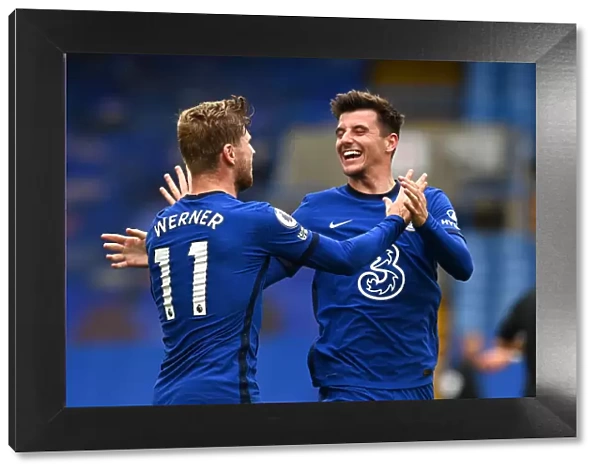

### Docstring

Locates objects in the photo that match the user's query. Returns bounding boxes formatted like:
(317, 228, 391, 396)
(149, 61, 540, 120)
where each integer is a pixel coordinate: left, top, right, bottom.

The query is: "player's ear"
(222, 144, 235, 166)
(385, 133, 399, 154)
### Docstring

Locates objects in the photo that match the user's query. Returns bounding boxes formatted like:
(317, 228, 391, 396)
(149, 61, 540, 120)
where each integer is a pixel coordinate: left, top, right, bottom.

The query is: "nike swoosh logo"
(329, 219, 352, 229)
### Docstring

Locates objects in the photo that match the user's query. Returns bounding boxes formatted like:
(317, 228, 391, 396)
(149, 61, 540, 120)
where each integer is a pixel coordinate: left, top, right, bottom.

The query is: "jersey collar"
(181, 190, 230, 200)
(344, 181, 401, 201)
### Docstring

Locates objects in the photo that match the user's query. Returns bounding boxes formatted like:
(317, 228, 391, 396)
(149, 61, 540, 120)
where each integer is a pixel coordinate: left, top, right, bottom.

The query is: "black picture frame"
(9, 8, 577, 452)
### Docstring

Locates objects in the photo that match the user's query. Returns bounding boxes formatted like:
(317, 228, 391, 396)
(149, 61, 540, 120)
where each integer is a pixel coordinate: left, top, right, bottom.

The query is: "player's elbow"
(336, 260, 361, 276)
(455, 269, 473, 282)
(331, 243, 366, 275)
(453, 258, 474, 281)
(333, 256, 365, 276)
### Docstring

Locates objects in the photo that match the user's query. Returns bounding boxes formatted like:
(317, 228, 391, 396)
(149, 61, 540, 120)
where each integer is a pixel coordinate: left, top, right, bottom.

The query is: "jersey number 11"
(154, 241, 208, 320)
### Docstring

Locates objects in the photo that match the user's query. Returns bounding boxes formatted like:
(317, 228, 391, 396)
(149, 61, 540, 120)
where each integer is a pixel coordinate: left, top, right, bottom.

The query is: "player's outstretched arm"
(264, 256, 300, 287)
(263, 170, 426, 285)
(101, 229, 149, 268)
(302, 178, 412, 275)
(265, 175, 414, 276)
(303, 220, 406, 275)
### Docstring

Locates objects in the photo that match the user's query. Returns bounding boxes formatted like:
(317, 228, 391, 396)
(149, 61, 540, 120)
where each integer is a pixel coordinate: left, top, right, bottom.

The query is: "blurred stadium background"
(66, 54, 535, 406)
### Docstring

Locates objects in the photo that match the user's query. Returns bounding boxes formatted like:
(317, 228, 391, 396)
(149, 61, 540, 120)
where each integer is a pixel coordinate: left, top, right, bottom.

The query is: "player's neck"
(189, 174, 238, 199)
(347, 173, 395, 195)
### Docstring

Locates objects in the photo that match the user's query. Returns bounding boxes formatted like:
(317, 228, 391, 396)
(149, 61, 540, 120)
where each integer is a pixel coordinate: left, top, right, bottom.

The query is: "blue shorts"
(318, 384, 434, 402)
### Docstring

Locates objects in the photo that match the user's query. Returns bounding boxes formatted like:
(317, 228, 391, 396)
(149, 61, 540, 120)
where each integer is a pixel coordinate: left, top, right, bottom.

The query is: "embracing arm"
(265, 171, 424, 285)
(297, 216, 407, 276)
(264, 257, 298, 287)
(263, 175, 414, 277)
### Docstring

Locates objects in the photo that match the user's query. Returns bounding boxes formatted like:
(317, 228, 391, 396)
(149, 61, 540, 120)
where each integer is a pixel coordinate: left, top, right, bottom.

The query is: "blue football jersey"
(292, 183, 465, 390)
(145, 191, 317, 405)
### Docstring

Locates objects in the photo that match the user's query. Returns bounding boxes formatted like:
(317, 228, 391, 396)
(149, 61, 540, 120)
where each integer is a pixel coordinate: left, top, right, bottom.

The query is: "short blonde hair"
(177, 95, 252, 174)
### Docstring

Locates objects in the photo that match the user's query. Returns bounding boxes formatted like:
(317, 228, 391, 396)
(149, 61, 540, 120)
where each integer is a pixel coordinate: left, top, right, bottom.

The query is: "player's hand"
(400, 173, 429, 227)
(475, 347, 514, 372)
(382, 169, 414, 223)
(101, 228, 149, 269)
(160, 165, 191, 205)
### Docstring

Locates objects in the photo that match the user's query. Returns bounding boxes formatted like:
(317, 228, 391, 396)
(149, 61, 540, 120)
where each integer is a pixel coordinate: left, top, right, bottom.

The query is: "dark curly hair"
(330, 90, 405, 136)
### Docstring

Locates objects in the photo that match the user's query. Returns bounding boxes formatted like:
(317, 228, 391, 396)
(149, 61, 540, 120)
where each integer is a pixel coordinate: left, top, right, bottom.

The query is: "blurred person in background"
(475, 287, 535, 397)
(111, 90, 473, 403)
(447, 157, 535, 400)
(102, 94, 416, 405)
(474, 158, 536, 397)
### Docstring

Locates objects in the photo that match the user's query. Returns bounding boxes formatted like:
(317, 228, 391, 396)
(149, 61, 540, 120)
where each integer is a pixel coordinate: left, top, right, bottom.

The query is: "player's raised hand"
(414, 172, 428, 192)
(400, 172, 429, 227)
(159, 165, 191, 205)
(382, 169, 413, 223)
(101, 228, 149, 269)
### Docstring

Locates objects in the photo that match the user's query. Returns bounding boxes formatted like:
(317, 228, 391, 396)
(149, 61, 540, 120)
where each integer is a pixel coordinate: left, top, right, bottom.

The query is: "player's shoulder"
(151, 197, 199, 221)
(149, 203, 176, 228)
(424, 186, 446, 199)
(146, 204, 174, 246)
(157, 200, 180, 216)
(233, 200, 299, 228)
(208, 199, 270, 227)
(424, 186, 453, 207)
(233, 199, 272, 215)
